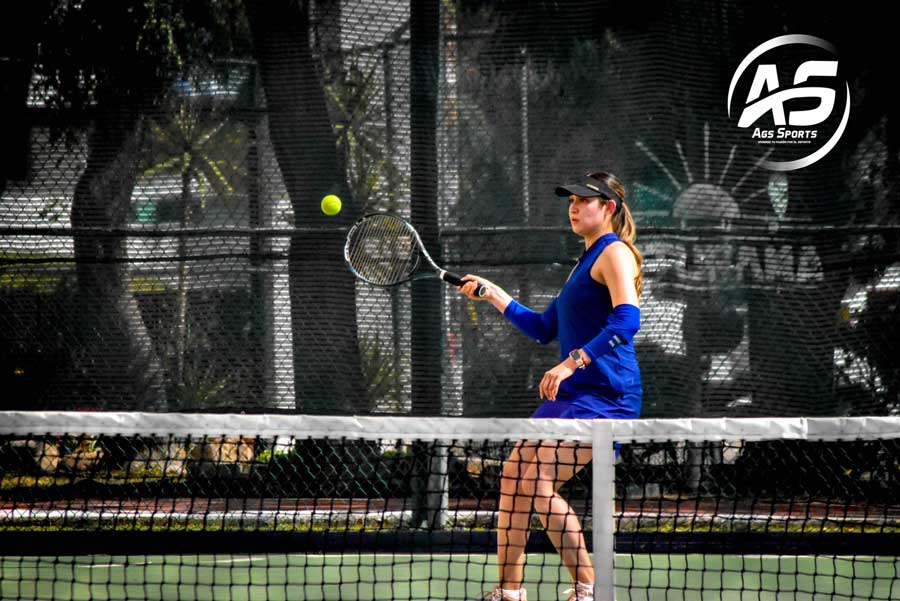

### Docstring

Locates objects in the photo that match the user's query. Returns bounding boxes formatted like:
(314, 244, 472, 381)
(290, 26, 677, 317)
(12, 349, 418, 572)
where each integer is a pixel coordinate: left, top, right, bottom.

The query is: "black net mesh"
(1, 418, 898, 599)
(1, 0, 899, 416)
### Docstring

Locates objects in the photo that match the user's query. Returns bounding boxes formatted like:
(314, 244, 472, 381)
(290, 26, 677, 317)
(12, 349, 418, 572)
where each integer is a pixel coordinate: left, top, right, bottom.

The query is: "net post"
(426, 441, 449, 529)
(592, 419, 615, 601)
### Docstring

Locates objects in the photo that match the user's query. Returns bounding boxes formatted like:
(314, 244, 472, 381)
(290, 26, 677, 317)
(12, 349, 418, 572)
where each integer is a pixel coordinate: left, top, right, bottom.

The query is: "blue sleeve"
(581, 303, 640, 362)
(503, 298, 558, 345)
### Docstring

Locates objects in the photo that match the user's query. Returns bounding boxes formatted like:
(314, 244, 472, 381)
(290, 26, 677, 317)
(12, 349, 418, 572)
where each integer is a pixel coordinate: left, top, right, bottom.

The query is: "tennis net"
(1, 412, 899, 600)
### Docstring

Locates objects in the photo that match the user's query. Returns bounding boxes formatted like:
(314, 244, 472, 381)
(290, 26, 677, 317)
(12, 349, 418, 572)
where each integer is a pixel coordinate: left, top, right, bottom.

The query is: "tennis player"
(458, 171, 643, 601)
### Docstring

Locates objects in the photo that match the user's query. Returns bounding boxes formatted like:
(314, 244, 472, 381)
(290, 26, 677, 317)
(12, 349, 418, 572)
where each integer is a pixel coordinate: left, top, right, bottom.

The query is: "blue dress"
(521, 232, 643, 420)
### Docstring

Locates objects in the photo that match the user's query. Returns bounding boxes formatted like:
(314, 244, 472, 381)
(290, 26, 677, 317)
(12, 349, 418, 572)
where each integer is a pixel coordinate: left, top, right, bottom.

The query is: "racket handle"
(442, 271, 487, 298)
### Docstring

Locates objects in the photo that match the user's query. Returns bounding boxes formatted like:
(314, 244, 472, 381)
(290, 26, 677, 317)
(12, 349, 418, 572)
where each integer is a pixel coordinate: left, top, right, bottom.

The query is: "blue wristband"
(581, 303, 640, 363)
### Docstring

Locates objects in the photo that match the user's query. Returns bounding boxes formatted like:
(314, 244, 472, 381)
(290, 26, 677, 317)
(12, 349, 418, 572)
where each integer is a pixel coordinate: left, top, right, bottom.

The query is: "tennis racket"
(344, 213, 487, 297)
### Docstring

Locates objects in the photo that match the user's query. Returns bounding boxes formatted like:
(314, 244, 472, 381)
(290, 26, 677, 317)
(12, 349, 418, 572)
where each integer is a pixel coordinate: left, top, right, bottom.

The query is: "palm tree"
(140, 84, 246, 401)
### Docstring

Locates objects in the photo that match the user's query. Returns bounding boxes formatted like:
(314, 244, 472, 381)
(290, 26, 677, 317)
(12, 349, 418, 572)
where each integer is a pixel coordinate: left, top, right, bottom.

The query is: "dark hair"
(587, 171, 643, 299)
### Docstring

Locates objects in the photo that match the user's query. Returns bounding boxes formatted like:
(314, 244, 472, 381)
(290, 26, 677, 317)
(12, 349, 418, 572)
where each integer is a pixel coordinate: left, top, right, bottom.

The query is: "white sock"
(500, 588, 525, 600)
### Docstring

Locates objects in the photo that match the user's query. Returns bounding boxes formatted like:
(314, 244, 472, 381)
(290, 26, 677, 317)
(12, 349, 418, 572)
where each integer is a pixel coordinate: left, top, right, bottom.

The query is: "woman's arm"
(503, 297, 559, 345)
(578, 242, 641, 365)
(458, 275, 559, 345)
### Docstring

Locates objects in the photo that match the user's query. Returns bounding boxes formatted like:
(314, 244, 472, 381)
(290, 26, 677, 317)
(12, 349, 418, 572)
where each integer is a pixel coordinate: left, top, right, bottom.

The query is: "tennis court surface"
(4, 553, 897, 600)
(2, 412, 898, 600)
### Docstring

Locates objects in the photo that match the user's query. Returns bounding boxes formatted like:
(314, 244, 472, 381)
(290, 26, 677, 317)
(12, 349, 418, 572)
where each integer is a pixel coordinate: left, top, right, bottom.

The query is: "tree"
(31, 0, 180, 409)
(244, 0, 366, 413)
(0, 1, 45, 196)
(140, 88, 247, 403)
(31, 0, 251, 409)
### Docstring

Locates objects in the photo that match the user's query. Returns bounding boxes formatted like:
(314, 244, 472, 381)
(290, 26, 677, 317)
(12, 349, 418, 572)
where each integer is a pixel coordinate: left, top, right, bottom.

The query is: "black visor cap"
(555, 175, 622, 210)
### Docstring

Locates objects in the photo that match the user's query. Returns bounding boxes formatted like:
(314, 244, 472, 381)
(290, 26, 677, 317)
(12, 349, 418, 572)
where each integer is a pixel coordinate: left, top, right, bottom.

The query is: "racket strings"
(348, 215, 420, 285)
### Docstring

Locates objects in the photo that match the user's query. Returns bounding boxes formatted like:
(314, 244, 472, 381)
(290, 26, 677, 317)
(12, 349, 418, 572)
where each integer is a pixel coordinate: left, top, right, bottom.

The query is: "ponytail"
(587, 171, 644, 299)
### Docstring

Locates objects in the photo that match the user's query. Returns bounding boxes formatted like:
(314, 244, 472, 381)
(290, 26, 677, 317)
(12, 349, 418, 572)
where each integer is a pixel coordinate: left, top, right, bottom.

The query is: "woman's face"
(568, 194, 615, 235)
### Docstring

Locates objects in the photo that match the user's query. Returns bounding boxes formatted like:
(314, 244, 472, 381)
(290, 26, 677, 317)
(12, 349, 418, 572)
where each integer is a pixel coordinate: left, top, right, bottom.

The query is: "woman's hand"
(457, 275, 514, 313)
(539, 358, 577, 401)
(457, 275, 496, 301)
(457, 274, 492, 301)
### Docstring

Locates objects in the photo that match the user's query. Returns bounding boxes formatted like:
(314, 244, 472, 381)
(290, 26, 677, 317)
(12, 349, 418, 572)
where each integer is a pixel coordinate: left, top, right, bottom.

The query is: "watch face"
(570, 350, 586, 369)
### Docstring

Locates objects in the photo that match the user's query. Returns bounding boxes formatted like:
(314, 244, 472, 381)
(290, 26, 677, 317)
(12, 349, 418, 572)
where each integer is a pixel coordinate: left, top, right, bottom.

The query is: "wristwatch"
(569, 349, 587, 370)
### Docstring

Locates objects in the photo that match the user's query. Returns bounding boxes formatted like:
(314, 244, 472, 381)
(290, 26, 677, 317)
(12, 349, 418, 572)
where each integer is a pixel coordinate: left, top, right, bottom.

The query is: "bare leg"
(519, 442, 594, 583)
(496, 441, 539, 589)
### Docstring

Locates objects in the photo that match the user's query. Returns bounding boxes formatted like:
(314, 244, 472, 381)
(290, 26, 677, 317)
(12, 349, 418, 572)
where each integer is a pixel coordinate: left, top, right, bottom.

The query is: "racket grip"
(443, 271, 487, 298)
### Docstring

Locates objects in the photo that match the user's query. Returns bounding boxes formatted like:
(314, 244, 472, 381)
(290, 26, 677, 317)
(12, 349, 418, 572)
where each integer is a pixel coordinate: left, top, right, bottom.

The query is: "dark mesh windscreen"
(1, 1, 898, 415)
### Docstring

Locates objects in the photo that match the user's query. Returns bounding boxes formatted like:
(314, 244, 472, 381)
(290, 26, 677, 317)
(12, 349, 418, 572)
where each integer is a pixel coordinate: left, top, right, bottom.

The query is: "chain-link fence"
(1, 0, 898, 416)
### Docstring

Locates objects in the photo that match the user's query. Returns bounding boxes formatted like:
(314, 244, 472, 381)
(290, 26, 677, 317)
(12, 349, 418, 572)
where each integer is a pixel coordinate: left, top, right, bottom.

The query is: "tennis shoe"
(562, 582, 594, 601)
(480, 587, 527, 600)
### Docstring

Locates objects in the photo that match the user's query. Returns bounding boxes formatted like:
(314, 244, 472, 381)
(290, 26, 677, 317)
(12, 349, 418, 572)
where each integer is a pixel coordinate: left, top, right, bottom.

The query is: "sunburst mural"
(631, 122, 782, 412)
(635, 123, 774, 226)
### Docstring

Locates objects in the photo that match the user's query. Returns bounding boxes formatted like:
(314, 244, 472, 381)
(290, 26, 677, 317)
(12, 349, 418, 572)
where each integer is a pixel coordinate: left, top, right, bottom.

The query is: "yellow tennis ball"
(321, 194, 342, 216)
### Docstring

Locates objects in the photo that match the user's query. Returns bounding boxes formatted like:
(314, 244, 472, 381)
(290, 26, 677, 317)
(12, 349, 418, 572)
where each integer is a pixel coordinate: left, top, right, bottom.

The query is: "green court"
(3, 553, 897, 601)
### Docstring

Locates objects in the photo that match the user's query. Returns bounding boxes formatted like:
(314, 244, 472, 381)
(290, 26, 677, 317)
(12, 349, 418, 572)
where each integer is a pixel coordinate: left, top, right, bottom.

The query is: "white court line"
(200, 557, 269, 565)
(203, 552, 891, 561)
